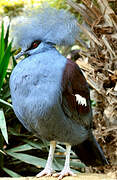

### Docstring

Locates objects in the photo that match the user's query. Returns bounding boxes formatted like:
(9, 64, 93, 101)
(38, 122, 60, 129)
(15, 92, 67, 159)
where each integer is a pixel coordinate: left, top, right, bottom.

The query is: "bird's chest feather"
(10, 51, 67, 122)
(11, 53, 66, 95)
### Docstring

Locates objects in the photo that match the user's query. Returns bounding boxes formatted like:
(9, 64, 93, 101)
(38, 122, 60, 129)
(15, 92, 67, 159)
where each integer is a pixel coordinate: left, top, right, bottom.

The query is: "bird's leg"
(53, 143, 76, 180)
(36, 141, 56, 177)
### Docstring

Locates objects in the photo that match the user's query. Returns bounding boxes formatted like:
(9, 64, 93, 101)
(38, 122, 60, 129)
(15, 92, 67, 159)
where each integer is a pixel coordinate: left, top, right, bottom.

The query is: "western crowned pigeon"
(10, 6, 108, 179)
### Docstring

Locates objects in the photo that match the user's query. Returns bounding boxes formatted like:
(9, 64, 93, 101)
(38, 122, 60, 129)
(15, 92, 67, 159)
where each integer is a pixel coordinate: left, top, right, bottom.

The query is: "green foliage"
(4, 132, 85, 175)
(0, 22, 13, 171)
(0, 23, 12, 91)
(0, 109, 8, 144)
(2, 167, 21, 177)
(0, 22, 13, 146)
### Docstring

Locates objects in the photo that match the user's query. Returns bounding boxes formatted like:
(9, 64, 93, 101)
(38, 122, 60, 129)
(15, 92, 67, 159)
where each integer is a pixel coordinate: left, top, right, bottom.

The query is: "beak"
(15, 50, 26, 60)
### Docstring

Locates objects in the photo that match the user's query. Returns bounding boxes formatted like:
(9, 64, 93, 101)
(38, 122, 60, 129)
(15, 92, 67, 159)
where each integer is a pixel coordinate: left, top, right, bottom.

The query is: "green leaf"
(0, 22, 5, 64)
(0, 109, 8, 144)
(2, 167, 22, 177)
(9, 127, 29, 137)
(6, 152, 46, 168)
(6, 151, 65, 171)
(0, 98, 13, 108)
(54, 158, 81, 173)
(7, 144, 35, 153)
(56, 144, 66, 152)
(23, 139, 45, 150)
(0, 42, 12, 90)
(0, 23, 13, 91)
(4, 25, 10, 50)
(70, 159, 86, 168)
(53, 158, 64, 170)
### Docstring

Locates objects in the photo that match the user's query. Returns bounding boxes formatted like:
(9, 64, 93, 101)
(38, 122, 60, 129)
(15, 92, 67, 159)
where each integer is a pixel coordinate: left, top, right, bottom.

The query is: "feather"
(61, 59, 93, 129)
(10, 5, 79, 49)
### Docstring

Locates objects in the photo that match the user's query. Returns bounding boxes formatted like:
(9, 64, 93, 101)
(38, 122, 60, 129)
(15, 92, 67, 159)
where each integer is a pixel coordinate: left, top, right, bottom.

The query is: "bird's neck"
(42, 42, 55, 51)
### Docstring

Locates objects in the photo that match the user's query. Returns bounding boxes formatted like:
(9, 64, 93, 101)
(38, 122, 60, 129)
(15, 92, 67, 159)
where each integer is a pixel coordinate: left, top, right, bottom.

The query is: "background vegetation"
(0, 0, 116, 178)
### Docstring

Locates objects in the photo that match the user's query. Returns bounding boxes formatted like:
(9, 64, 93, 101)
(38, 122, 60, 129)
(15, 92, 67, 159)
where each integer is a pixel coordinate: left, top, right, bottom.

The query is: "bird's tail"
(72, 132, 108, 166)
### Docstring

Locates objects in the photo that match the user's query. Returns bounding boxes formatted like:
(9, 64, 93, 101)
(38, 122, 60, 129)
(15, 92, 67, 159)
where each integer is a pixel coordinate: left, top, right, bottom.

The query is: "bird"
(10, 6, 108, 179)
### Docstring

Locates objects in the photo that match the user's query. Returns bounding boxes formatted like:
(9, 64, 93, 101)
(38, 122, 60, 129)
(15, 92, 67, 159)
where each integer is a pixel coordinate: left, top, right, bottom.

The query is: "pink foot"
(53, 168, 76, 180)
(36, 168, 55, 177)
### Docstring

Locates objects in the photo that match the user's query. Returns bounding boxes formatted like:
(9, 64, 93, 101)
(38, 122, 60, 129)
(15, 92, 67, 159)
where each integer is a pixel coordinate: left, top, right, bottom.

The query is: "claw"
(53, 168, 76, 180)
(36, 168, 55, 177)
(53, 144, 77, 179)
(36, 141, 56, 178)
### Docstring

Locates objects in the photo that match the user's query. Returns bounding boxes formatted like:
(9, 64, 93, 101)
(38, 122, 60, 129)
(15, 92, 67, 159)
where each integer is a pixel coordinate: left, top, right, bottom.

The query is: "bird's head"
(15, 40, 55, 59)
(11, 6, 79, 59)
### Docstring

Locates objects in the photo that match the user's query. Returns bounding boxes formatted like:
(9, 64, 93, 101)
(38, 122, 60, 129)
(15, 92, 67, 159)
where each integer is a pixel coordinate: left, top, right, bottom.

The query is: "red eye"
(32, 42, 38, 49)
(27, 40, 41, 51)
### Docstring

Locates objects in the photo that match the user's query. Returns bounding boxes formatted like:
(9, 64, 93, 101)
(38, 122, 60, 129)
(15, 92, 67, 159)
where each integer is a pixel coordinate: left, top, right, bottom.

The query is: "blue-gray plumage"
(10, 46, 87, 145)
(10, 6, 108, 179)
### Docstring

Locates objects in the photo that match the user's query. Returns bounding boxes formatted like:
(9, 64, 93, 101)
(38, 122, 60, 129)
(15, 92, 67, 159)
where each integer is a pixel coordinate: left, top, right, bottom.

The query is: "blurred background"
(0, 0, 116, 178)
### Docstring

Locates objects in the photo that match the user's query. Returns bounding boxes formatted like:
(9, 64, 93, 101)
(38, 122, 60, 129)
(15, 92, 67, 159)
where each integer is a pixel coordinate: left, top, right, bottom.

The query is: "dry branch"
(67, 0, 117, 175)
